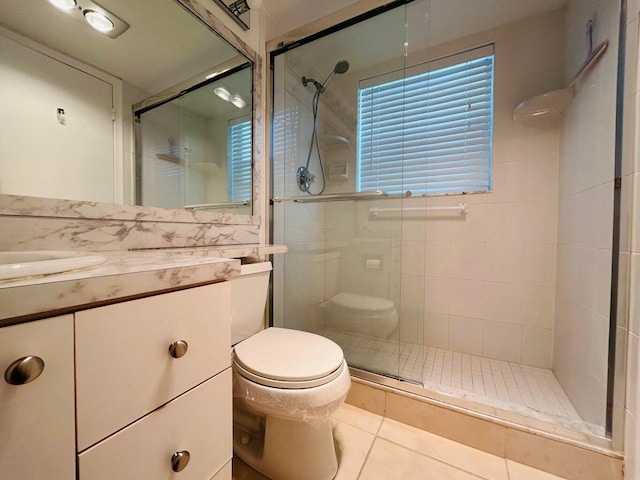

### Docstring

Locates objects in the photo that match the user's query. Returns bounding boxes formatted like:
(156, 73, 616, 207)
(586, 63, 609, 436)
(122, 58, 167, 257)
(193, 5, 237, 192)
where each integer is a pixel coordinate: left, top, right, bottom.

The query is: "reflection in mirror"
(0, 0, 252, 215)
(135, 66, 252, 214)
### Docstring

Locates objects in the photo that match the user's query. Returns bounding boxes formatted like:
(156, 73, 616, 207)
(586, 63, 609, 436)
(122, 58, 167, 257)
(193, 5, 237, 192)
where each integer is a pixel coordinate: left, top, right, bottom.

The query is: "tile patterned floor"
(232, 403, 570, 480)
(319, 328, 603, 436)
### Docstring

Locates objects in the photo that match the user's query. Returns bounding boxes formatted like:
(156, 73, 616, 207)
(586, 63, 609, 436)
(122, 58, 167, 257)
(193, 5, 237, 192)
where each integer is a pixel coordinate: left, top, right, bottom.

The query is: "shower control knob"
(168, 340, 189, 358)
(171, 450, 190, 472)
(4, 356, 45, 385)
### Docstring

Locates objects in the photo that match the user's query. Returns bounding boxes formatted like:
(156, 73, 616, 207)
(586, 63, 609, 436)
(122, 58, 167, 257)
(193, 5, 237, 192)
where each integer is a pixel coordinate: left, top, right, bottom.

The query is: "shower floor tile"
(319, 328, 603, 437)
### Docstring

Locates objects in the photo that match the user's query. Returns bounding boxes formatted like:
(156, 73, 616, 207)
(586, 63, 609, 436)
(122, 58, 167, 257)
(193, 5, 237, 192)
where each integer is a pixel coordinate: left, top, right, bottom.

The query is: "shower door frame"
(267, 0, 630, 452)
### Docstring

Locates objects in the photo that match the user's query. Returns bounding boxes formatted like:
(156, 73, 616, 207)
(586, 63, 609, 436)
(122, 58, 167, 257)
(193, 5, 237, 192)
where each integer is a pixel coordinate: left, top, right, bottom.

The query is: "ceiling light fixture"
(231, 95, 246, 109)
(83, 9, 115, 32)
(45, 0, 129, 39)
(48, 0, 77, 9)
(214, 87, 232, 102)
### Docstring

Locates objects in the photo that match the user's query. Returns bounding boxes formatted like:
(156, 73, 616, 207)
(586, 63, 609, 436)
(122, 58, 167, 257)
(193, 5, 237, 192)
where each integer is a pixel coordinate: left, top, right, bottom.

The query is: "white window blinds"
(357, 47, 494, 196)
(227, 118, 252, 202)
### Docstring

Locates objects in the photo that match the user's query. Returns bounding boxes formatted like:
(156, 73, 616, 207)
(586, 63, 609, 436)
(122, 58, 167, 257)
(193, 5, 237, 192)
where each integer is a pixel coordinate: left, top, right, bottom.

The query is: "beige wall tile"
(449, 315, 484, 355)
(385, 391, 506, 457)
(345, 380, 386, 416)
(424, 311, 450, 349)
(482, 321, 522, 363)
(451, 203, 487, 242)
(521, 326, 553, 368)
(521, 285, 555, 328)
(425, 276, 454, 314)
(505, 429, 622, 480)
(449, 280, 486, 319)
(450, 241, 487, 280)
(425, 241, 452, 277)
(485, 242, 525, 283)
(483, 282, 523, 324)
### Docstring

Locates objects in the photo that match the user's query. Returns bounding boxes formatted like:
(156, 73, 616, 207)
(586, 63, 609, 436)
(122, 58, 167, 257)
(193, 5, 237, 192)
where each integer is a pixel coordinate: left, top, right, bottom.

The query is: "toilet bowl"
(230, 263, 350, 480)
(325, 292, 398, 338)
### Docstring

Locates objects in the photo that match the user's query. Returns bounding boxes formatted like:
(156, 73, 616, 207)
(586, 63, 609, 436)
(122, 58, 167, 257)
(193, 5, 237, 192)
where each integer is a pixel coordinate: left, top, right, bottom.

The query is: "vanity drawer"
(75, 282, 231, 450)
(78, 369, 232, 480)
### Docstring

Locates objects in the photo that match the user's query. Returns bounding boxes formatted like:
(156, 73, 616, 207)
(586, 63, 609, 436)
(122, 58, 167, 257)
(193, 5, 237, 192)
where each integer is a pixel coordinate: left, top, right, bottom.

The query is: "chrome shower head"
(320, 59, 350, 92)
(333, 60, 349, 75)
(302, 59, 350, 94)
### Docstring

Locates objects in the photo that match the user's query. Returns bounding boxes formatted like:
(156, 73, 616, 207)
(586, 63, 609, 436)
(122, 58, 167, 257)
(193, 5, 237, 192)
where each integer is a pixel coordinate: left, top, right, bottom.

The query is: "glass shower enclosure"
(270, 0, 622, 444)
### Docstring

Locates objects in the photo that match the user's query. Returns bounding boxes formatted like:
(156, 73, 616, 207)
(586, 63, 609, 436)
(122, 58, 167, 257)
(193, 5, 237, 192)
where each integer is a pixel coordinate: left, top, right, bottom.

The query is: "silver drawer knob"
(168, 340, 188, 359)
(171, 450, 190, 472)
(4, 356, 45, 385)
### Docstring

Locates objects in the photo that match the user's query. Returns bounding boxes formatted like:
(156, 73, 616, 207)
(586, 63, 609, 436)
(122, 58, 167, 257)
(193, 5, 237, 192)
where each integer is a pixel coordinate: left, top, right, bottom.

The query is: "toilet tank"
(231, 261, 272, 345)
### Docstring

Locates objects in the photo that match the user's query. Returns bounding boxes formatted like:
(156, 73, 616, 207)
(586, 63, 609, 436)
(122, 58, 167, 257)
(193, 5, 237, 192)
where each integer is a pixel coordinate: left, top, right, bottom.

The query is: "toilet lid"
(329, 292, 396, 313)
(233, 328, 344, 386)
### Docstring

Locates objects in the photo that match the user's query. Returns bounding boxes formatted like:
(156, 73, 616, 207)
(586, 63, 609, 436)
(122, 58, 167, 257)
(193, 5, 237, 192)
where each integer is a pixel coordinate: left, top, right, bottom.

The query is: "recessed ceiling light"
(231, 95, 246, 109)
(48, 0, 77, 9)
(83, 9, 115, 32)
(214, 87, 232, 102)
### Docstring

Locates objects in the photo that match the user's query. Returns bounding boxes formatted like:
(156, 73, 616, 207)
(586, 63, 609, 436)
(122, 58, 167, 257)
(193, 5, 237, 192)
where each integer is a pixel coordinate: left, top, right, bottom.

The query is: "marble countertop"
(0, 244, 286, 325)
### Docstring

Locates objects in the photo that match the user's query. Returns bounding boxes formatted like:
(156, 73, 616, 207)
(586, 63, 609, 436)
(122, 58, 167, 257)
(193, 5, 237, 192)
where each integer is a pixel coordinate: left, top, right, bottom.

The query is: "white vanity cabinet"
(0, 315, 76, 480)
(0, 281, 232, 480)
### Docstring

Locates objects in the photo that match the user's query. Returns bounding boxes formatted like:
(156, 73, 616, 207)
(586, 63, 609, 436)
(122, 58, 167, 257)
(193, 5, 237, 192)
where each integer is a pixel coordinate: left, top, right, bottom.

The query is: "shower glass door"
(271, 0, 427, 384)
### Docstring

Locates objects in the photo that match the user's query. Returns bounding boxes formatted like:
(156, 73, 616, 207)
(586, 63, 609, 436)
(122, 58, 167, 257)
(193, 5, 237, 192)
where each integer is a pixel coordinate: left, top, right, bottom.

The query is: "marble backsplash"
(0, 195, 260, 252)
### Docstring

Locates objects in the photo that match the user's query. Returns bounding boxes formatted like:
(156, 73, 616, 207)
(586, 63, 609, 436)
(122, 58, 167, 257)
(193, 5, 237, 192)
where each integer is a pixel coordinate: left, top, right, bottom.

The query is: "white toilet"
(231, 262, 351, 480)
(325, 292, 399, 338)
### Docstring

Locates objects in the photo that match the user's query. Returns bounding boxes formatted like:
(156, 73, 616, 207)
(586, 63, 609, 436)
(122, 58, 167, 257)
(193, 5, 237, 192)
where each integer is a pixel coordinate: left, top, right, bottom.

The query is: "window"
(227, 118, 252, 202)
(357, 46, 494, 196)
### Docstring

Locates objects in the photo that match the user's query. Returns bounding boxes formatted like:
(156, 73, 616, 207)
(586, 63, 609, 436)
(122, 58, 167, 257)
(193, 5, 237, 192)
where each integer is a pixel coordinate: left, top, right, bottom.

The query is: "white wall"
(553, 0, 619, 428)
(0, 32, 118, 203)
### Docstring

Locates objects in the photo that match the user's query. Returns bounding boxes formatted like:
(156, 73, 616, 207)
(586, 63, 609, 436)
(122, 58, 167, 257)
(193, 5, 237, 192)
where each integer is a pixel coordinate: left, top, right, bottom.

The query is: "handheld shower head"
(333, 60, 350, 75)
(321, 59, 350, 91)
(302, 59, 350, 94)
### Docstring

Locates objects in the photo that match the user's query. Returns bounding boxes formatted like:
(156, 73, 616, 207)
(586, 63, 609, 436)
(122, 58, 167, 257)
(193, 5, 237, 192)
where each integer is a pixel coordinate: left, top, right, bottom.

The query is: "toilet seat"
(233, 328, 345, 389)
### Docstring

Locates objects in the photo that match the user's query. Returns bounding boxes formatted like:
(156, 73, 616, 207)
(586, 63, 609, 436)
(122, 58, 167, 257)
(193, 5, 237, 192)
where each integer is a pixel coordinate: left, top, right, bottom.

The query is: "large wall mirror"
(0, 0, 253, 215)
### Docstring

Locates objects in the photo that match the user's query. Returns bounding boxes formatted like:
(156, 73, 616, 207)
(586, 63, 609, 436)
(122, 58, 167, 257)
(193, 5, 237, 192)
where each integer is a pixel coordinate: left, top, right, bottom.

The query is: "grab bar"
(271, 190, 387, 203)
(184, 201, 250, 210)
(369, 203, 468, 216)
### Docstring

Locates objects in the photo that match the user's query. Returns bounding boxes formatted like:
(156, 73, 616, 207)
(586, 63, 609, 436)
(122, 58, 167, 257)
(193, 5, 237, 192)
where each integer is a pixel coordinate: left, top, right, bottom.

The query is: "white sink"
(0, 251, 108, 281)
